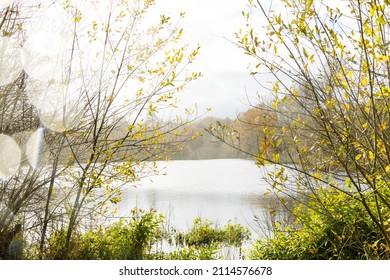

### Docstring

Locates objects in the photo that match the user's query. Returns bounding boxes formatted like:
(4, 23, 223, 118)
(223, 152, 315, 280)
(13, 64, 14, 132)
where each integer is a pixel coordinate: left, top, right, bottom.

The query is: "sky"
(148, 0, 261, 119)
(3, 0, 357, 123)
(154, 0, 354, 119)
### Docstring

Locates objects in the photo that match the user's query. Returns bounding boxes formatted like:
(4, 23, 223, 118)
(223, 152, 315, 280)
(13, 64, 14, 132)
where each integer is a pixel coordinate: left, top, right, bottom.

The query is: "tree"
(169, 116, 242, 160)
(0, 0, 200, 259)
(233, 104, 279, 157)
(210, 0, 390, 258)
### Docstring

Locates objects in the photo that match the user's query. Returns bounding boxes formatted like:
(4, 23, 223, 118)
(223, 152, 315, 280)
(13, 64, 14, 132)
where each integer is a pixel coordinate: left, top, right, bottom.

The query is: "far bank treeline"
(168, 108, 273, 160)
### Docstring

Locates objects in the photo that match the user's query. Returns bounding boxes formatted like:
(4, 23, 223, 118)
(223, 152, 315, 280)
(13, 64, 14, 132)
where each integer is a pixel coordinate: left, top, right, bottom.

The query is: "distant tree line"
(169, 111, 280, 160)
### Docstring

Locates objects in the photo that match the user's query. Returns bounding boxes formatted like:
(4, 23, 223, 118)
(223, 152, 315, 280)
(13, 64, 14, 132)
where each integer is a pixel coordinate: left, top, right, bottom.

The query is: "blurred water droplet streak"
(26, 127, 45, 169)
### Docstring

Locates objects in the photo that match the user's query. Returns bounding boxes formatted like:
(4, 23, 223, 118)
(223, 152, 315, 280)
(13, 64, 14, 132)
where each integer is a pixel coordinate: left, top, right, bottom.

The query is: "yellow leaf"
(368, 151, 374, 160)
(364, 25, 372, 36)
(382, 87, 390, 96)
(370, 7, 377, 17)
(377, 15, 386, 25)
(303, 47, 309, 58)
(355, 154, 362, 161)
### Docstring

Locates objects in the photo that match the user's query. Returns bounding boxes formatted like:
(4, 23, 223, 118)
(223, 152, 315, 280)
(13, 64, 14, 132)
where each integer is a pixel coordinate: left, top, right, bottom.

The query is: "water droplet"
(24, 4, 72, 38)
(0, 0, 15, 10)
(0, 203, 14, 227)
(20, 34, 70, 82)
(0, 134, 21, 181)
(26, 79, 86, 132)
(0, 36, 22, 86)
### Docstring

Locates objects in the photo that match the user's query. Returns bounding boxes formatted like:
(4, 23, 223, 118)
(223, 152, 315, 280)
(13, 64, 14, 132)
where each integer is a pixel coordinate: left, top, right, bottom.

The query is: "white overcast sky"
(148, 0, 353, 119)
(149, 0, 261, 119)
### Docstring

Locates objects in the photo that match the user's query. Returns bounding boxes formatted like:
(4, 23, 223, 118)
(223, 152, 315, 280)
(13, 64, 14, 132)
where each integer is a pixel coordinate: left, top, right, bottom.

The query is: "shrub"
(175, 218, 250, 248)
(44, 208, 164, 260)
(249, 188, 390, 260)
(42, 210, 251, 260)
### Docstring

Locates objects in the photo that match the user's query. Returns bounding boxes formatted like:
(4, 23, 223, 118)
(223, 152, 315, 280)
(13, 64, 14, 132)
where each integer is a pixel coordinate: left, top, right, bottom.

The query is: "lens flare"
(25, 128, 45, 169)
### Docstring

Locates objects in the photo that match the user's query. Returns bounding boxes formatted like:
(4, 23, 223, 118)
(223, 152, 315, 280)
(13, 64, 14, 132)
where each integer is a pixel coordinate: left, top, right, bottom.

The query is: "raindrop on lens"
(26, 79, 85, 132)
(0, 36, 22, 86)
(0, 0, 15, 10)
(0, 134, 21, 181)
(0, 203, 14, 227)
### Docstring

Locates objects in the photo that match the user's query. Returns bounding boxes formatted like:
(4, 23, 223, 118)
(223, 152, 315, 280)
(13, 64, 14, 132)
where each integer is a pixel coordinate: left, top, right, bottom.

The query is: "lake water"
(114, 159, 278, 237)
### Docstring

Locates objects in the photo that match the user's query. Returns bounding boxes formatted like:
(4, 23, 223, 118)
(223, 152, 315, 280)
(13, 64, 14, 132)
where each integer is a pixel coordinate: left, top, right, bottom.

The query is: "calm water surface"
(115, 159, 275, 236)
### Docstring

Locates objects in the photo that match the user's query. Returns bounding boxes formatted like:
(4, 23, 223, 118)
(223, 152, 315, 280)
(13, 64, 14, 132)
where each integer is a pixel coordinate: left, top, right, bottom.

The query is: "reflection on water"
(112, 159, 288, 237)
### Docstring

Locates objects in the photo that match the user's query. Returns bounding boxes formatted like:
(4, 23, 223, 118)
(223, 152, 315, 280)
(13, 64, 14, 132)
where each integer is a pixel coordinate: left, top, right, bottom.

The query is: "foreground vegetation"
(2, 0, 390, 260)
(208, 0, 390, 259)
(6, 187, 389, 260)
(251, 188, 390, 259)
(16, 210, 250, 260)
(0, 0, 201, 259)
